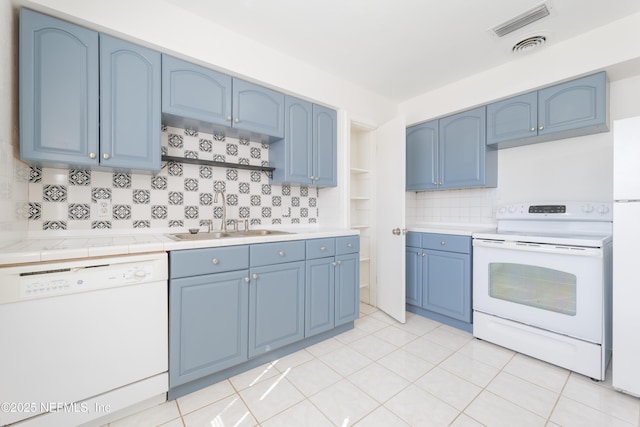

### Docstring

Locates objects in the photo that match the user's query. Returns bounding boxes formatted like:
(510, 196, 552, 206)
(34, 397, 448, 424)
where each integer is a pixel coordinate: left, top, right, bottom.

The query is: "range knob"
(507, 205, 517, 213)
(498, 206, 507, 214)
(597, 205, 610, 214)
(582, 204, 594, 213)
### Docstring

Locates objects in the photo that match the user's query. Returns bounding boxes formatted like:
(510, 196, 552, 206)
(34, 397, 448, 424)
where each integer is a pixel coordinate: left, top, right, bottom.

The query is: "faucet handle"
(243, 219, 249, 231)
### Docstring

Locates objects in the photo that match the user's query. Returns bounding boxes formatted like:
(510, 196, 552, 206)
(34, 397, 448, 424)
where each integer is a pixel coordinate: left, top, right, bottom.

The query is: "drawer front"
(406, 232, 421, 247)
(250, 240, 306, 267)
(422, 233, 471, 254)
(336, 235, 359, 255)
(170, 245, 249, 278)
(306, 238, 336, 259)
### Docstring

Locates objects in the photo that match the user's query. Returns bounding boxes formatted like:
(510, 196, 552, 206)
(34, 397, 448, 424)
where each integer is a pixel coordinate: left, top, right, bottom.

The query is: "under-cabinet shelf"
(162, 155, 275, 173)
(350, 168, 370, 174)
(350, 196, 370, 201)
(359, 282, 370, 289)
(360, 257, 370, 263)
(350, 224, 370, 229)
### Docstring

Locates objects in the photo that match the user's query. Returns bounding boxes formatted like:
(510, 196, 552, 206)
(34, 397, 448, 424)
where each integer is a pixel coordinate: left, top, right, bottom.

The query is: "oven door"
(473, 238, 604, 343)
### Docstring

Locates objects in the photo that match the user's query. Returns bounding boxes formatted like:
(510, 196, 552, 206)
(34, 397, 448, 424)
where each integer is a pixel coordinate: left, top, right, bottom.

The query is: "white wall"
(0, 3, 27, 246)
(401, 13, 640, 226)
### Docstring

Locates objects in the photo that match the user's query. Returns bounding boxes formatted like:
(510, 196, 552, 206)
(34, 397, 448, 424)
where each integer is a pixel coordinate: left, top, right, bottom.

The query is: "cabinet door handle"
(440, 241, 446, 246)
(422, 253, 426, 257)
(244, 277, 250, 283)
(226, 115, 232, 121)
(234, 117, 240, 123)
(212, 258, 219, 265)
(279, 251, 285, 257)
(539, 125, 544, 131)
(530, 127, 536, 132)
(337, 260, 342, 265)
(102, 153, 110, 160)
(89, 152, 97, 159)
(320, 246, 326, 251)
(392, 228, 401, 236)
(416, 251, 421, 256)
(252, 273, 258, 280)
(347, 243, 353, 248)
(332, 262, 337, 266)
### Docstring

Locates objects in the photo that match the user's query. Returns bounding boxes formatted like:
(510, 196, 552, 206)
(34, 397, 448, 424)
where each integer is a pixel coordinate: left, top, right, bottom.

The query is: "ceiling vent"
(512, 35, 547, 53)
(493, 4, 550, 38)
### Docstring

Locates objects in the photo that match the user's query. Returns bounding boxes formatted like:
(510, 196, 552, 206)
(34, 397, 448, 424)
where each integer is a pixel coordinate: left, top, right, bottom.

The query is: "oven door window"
(488, 263, 576, 316)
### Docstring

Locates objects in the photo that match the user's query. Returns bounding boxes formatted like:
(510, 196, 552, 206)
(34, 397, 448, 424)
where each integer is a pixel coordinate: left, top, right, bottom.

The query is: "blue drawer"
(336, 235, 359, 255)
(170, 245, 249, 278)
(306, 238, 336, 259)
(422, 233, 471, 254)
(406, 232, 421, 247)
(250, 240, 306, 266)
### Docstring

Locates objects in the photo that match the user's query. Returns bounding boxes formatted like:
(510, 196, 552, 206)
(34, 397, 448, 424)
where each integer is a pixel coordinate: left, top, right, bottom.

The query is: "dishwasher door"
(0, 253, 168, 426)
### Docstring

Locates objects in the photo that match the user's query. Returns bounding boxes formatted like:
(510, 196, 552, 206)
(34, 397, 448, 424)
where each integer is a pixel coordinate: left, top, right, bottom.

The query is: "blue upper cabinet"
(20, 9, 161, 171)
(100, 35, 161, 171)
(232, 78, 285, 139)
(538, 72, 607, 136)
(20, 9, 99, 168)
(161, 55, 232, 131)
(487, 72, 608, 148)
(312, 104, 337, 187)
(270, 97, 337, 187)
(487, 91, 537, 146)
(406, 120, 438, 190)
(406, 107, 496, 191)
(439, 106, 493, 189)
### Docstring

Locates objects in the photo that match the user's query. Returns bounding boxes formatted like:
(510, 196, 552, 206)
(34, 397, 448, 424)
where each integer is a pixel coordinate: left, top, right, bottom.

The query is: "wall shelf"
(350, 168, 370, 174)
(162, 155, 275, 173)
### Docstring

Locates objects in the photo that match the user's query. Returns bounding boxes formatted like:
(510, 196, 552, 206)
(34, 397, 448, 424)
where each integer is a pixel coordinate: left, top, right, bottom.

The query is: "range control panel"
(497, 201, 612, 221)
(19, 264, 154, 299)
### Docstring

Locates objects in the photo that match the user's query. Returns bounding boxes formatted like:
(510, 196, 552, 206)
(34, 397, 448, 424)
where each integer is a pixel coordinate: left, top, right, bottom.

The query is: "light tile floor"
(107, 304, 640, 426)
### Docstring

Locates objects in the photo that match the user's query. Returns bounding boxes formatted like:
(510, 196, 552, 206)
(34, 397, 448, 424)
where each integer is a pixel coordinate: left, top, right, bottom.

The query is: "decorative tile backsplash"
(27, 126, 318, 232)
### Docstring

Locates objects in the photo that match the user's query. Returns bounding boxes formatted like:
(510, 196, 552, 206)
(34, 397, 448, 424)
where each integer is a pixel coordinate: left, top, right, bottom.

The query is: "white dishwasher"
(0, 252, 168, 427)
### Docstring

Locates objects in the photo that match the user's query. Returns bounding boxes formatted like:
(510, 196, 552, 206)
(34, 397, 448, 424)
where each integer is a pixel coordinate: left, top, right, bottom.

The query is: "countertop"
(0, 226, 359, 266)
(407, 222, 496, 237)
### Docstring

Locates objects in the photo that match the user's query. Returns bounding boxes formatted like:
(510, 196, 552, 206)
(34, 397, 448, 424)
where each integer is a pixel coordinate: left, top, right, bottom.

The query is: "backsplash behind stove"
(27, 126, 319, 232)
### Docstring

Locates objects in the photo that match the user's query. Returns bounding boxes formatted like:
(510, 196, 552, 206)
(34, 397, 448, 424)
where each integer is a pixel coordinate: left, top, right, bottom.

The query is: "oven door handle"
(473, 239, 603, 257)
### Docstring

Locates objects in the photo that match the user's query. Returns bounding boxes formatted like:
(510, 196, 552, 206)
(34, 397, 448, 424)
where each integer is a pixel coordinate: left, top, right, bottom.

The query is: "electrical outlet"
(96, 200, 112, 218)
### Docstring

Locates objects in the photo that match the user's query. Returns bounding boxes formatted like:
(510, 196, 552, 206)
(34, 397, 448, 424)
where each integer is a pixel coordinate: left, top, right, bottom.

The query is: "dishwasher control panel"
(0, 253, 168, 304)
(19, 264, 154, 298)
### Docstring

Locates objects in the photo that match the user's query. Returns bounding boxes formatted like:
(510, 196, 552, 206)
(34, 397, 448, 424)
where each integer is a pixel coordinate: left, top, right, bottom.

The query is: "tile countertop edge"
(407, 223, 497, 237)
(0, 228, 360, 266)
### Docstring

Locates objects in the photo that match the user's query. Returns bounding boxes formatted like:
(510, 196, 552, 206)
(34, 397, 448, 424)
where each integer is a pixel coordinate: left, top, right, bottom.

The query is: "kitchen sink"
(168, 229, 292, 241)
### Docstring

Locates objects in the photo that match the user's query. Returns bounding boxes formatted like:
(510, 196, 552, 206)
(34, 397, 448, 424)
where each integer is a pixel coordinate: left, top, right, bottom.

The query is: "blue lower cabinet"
(335, 253, 359, 326)
(169, 270, 249, 387)
(249, 261, 305, 358)
(305, 257, 335, 337)
(405, 232, 472, 331)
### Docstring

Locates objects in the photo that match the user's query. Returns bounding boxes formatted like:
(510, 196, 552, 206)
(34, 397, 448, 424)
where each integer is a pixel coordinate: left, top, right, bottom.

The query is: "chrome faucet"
(213, 190, 227, 233)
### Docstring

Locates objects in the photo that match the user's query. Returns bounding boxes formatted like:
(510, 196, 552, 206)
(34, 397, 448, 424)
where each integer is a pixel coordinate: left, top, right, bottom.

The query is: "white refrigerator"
(612, 116, 640, 396)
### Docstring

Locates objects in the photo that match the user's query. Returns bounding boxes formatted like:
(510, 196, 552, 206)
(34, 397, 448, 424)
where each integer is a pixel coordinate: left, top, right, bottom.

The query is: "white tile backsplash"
(406, 187, 501, 225)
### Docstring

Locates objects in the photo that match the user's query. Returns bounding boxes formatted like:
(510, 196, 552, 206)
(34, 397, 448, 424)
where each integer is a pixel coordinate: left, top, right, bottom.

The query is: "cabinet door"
(439, 106, 487, 189)
(169, 270, 249, 387)
(249, 261, 305, 357)
(335, 253, 360, 326)
(538, 72, 607, 136)
(313, 104, 337, 187)
(405, 246, 422, 306)
(100, 35, 161, 171)
(487, 92, 537, 146)
(162, 55, 232, 128)
(422, 250, 471, 322)
(305, 258, 335, 337)
(270, 96, 313, 185)
(232, 78, 285, 138)
(406, 120, 438, 190)
(19, 9, 99, 167)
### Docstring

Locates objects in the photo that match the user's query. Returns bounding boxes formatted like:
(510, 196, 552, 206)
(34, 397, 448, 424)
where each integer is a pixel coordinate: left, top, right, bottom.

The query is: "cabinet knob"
(102, 153, 110, 160)
(440, 241, 446, 246)
(422, 253, 426, 257)
(244, 277, 250, 283)
(279, 251, 285, 257)
(392, 228, 401, 236)
(417, 251, 421, 256)
(226, 115, 232, 121)
(320, 246, 326, 251)
(530, 127, 535, 132)
(539, 125, 544, 131)
(347, 243, 352, 248)
(337, 260, 342, 265)
(234, 117, 240, 123)
(252, 273, 258, 279)
(89, 152, 97, 159)
(212, 258, 219, 265)
(332, 262, 337, 266)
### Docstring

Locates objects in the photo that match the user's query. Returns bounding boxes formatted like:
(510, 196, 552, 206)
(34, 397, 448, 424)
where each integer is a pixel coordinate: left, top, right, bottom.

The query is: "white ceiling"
(164, 0, 640, 102)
